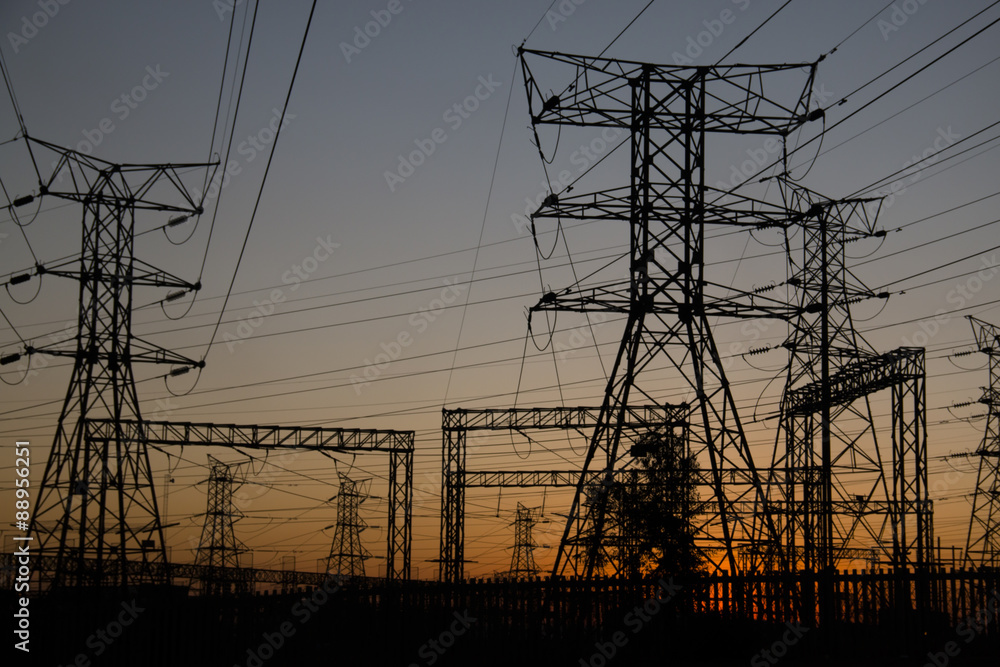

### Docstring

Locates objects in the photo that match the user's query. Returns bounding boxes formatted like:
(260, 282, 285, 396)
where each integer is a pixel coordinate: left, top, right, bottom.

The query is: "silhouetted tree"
(606, 427, 704, 577)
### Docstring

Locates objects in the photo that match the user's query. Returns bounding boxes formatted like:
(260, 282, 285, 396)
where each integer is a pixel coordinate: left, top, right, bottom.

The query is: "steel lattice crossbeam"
(86, 419, 414, 581)
(786, 348, 924, 416)
(440, 406, 685, 582)
(777, 348, 930, 572)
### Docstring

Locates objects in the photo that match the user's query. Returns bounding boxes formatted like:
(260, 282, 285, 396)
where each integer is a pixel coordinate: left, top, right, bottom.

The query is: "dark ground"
(6, 587, 998, 667)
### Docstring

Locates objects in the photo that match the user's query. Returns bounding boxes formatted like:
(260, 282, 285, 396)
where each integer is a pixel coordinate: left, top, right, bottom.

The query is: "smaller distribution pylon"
(194, 456, 250, 595)
(507, 503, 543, 579)
(326, 473, 371, 579)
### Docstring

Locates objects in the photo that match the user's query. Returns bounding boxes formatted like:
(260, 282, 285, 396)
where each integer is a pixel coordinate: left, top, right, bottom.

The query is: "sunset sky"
(1, 0, 999, 578)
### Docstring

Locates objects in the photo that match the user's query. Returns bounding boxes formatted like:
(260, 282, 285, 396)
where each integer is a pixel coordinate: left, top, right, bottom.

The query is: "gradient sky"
(1, 0, 999, 578)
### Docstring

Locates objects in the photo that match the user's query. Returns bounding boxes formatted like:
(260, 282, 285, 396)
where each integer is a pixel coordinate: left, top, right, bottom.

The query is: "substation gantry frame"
(439, 405, 687, 582)
(92, 419, 414, 583)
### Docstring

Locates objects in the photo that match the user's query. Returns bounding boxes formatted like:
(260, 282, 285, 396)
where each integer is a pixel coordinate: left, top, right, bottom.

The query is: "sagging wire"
(0, 177, 40, 267)
(527, 306, 557, 352)
(850, 293, 891, 323)
(5, 269, 42, 305)
(557, 206, 608, 383)
(752, 360, 791, 426)
(512, 322, 531, 410)
(786, 114, 826, 182)
(159, 285, 200, 321)
(944, 454, 979, 475)
(845, 231, 887, 259)
(750, 224, 787, 247)
(946, 400, 985, 428)
(532, 212, 563, 261)
(9, 192, 42, 228)
(567, 427, 587, 457)
(530, 122, 561, 165)
(511, 428, 533, 461)
(162, 211, 201, 246)
(0, 348, 29, 386)
(741, 344, 782, 373)
(948, 347, 986, 371)
(163, 363, 204, 397)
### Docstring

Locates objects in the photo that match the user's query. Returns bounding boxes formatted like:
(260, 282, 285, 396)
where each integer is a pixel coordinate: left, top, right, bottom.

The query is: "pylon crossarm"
(529, 185, 797, 228)
(28, 136, 217, 210)
(520, 49, 819, 134)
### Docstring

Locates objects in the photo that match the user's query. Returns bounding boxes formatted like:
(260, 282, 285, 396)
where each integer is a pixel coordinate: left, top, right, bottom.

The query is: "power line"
(201, 0, 317, 362)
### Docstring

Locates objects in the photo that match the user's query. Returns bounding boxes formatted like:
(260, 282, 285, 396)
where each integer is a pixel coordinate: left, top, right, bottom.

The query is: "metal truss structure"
(326, 473, 371, 579)
(965, 317, 1000, 569)
(195, 457, 250, 595)
(769, 183, 931, 574)
(18, 137, 415, 589)
(24, 139, 215, 589)
(518, 48, 823, 577)
(93, 419, 414, 581)
(439, 405, 686, 582)
(508, 503, 543, 578)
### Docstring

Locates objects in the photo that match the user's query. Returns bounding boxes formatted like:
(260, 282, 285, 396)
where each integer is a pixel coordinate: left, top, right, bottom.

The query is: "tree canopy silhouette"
(605, 426, 704, 578)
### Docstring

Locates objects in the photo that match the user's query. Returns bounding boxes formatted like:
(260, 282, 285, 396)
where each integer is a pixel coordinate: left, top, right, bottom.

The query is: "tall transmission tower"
(194, 456, 250, 595)
(770, 183, 932, 573)
(518, 48, 821, 577)
(326, 473, 371, 579)
(23, 138, 214, 589)
(759, 182, 932, 626)
(965, 316, 1000, 568)
(507, 503, 542, 579)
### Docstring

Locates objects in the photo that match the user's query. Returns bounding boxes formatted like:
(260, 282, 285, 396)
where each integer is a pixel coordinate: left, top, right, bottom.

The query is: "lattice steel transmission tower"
(769, 182, 931, 575)
(508, 503, 542, 579)
(326, 473, 371, 579)
(23, 138, 213, 589)
(965, 316, 1000, 568)
(518, 48, 821, 577)
(195, 456, 250, 595)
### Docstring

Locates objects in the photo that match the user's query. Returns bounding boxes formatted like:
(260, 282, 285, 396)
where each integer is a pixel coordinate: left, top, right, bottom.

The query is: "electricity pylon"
(770, 183, 920, 573)
(519, 48, 821, 577)
(508, 503, 542, 579)
(194, 456, 250, 595)
(965, 316, 1000, 568)
(23, 138, 214, 588)
(326, 473, 371, 579)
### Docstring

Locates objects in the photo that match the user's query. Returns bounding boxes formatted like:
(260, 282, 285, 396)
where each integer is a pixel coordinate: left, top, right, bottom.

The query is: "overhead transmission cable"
(201, 0, 318, 362)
